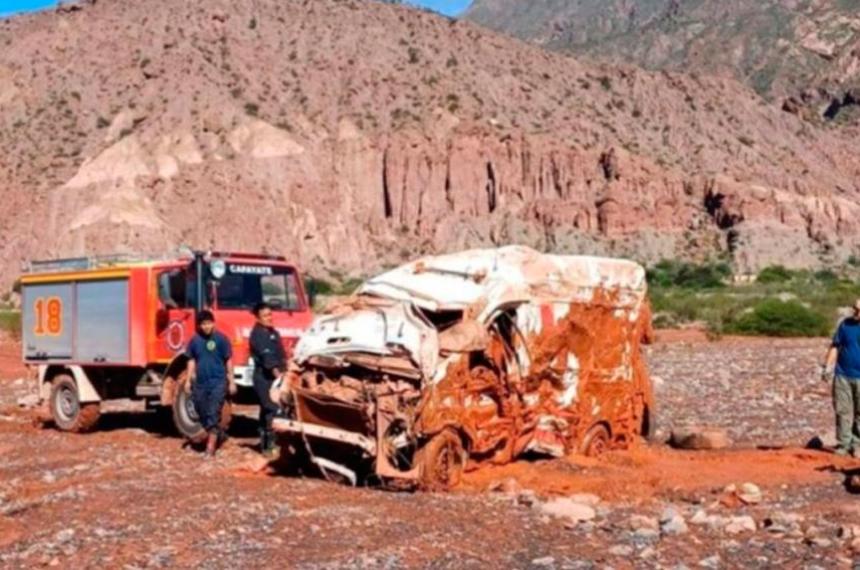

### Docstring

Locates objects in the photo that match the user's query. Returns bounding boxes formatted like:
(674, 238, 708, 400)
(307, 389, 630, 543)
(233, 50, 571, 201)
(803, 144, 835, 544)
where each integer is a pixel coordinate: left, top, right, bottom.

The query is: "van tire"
(417, 429, 466, 492)
(581, 423, 610, 457)
(49, 374, 100, 433)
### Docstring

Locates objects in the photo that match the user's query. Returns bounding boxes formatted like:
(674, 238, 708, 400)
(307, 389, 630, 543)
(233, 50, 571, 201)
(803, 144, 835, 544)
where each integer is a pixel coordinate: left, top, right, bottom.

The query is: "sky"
(0, 0, 472, 18)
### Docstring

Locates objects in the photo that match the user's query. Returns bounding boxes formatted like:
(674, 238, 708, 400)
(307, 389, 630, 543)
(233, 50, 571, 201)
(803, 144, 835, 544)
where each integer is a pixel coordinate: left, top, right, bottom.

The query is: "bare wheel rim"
(181, 391, 199, 423)
(584, 426, 610, 457)
(56, 386, 79, 422)
(435, 440, 462, 486)
(589, 434, 607, 456)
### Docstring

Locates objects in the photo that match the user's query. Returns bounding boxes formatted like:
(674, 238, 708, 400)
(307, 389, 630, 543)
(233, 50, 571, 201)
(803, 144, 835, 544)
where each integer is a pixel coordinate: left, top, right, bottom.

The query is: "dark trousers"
(192, 381, 226, 433)
(252, 373, 279, 432)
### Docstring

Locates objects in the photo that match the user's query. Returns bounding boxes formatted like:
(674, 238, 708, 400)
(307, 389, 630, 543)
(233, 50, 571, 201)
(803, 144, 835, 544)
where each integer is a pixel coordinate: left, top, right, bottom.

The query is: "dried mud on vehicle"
(272, 246, 655, 489)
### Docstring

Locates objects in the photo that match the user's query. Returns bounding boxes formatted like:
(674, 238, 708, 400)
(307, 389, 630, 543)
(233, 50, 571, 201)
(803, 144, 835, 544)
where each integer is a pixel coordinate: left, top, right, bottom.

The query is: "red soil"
(463, 446, 856, 502)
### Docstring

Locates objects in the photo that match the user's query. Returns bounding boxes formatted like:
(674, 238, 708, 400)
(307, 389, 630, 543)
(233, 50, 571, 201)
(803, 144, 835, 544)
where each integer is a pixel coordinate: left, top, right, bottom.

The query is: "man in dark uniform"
(186, 310, 235, 457)
(249, 302, 286, 455)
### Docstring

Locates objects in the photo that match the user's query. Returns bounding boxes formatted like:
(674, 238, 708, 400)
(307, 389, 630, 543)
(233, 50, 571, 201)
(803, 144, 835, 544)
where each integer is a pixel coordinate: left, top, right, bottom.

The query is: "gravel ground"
(2, 335, 860, 569)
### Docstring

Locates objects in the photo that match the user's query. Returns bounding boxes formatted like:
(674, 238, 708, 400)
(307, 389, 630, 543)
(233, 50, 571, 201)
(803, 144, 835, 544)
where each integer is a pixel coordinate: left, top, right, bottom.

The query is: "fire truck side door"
(156, 269, 195, 356)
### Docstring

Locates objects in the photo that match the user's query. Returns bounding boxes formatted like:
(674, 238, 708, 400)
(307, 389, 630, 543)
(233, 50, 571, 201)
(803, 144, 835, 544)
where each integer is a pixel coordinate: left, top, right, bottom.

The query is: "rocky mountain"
(1, 0, 860, 291)
(465, 0, 860, 123)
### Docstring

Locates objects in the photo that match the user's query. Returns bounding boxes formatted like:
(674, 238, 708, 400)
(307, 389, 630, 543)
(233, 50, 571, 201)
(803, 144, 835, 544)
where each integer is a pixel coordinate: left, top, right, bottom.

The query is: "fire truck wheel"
(172, 388, 206, 443)
(417, 429, 466, 492)
(49, 374, 100, 433)
(581, 423, 610, 457)
(172, 388, 233, 443)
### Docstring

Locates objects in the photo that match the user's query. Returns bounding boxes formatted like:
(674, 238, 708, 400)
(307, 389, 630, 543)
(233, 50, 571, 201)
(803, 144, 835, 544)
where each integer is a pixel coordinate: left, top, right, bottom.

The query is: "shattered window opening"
(417, 308, 464, 331)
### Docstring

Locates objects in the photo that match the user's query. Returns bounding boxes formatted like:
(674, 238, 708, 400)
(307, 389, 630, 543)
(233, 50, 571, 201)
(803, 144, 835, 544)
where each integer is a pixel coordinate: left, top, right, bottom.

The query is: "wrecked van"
(272, 246, 655, 490)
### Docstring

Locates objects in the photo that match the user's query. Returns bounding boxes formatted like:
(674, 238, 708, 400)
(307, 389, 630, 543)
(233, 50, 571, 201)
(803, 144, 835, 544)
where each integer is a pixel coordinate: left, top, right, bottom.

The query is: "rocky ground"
(2, 332, 860, 568)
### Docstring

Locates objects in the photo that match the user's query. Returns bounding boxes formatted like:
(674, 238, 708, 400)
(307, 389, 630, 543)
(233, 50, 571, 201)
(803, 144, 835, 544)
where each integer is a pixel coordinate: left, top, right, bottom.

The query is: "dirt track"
(2, 332, 860, 568)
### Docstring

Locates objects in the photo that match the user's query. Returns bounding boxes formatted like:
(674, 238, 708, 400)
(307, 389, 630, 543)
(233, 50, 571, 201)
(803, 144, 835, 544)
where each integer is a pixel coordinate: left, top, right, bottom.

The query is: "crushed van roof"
(359, 245, 647, 312)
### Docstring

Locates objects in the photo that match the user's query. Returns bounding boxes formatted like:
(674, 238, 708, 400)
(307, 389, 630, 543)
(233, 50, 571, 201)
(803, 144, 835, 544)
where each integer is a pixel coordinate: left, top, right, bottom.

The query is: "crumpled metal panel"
(360, 245, 646, 315)
(294, 299, 439, 379)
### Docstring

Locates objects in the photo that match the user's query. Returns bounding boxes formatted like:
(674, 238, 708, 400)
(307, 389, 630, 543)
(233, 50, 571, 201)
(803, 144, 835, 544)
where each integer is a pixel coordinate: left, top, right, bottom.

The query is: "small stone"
(640, 547, 657, 559)
(806, 537, 832, 548)
(566, 493, 601, 506)
(55, 529, 75, 544)
(690, 509, 710, 525)
(724, 516, 756, 534)
(488, 477, 520, 494)
(41, 472, 57, 484)
(609, 545, 633, 557)
(16, 394, 40, 409)
(838, 524, 860, 539)
(849, 537, 860, 553)
(633, 528, 660, 541)
(670, 427, 731, 450)
(662, 515, 689, 536)
(531, 556, 555, 567)
(517, 491, 539, 508)
(737, 483, 762, 505)
(628, 515, 659, 531)
(540, 499, 596, 523)
(699, 555, 721, 569)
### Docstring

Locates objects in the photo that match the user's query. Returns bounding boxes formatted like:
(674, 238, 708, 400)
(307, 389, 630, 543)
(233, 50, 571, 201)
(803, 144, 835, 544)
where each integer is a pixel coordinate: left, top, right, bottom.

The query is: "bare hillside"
(0, 0, 859, 289)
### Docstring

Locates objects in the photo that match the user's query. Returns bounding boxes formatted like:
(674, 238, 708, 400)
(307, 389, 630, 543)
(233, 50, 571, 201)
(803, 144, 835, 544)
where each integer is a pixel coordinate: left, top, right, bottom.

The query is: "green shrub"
(724, 299, 830, 337)
(305, 276, 364, 297)
(756, 265, 794, 284)
(813, 269, 839, 284)
(0, 311, 21, 338)
(647, 260, 730, 289)
(305, 277, 333, 296)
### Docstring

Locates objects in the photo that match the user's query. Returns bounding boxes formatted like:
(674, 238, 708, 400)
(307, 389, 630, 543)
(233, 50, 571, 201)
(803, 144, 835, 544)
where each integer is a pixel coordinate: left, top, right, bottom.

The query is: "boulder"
(670, 427, 731, 450)
(540, 498, 596, 523)
(724, 515, 756, 534)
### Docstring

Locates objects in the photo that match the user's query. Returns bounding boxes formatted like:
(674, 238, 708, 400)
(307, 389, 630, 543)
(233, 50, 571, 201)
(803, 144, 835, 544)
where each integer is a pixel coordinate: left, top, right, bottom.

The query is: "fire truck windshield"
(214, 264, 303, 311)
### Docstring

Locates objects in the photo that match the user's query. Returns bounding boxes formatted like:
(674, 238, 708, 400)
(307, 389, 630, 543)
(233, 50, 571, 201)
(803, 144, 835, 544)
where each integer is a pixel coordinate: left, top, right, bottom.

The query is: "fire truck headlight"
(210, 259, 226, 280)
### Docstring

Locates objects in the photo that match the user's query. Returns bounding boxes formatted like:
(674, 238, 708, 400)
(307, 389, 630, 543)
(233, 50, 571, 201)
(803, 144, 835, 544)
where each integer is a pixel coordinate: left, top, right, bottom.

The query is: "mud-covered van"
(272, 246, 655, 490)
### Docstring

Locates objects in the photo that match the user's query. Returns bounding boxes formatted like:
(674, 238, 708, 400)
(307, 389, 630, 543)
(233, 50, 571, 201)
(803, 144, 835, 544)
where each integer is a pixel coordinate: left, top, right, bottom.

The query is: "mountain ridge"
(0, 0, 858, 291)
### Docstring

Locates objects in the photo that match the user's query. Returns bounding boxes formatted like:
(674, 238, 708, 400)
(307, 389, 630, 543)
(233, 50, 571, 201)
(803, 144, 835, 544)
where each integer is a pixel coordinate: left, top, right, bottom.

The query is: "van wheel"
(172, 378, 233, 443)
(50, 374, 100, 433)
(417, 429, 466, 492)
(581, 424, 610, 457)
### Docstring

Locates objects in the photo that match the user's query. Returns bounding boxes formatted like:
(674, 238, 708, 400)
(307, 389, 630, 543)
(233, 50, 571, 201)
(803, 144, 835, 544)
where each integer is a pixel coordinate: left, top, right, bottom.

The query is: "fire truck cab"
(20, 251, 314, 439)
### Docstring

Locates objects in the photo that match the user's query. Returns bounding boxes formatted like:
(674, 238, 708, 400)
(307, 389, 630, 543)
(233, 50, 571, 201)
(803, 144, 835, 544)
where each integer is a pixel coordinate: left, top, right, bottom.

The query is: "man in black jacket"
(249, 302, 286, 455)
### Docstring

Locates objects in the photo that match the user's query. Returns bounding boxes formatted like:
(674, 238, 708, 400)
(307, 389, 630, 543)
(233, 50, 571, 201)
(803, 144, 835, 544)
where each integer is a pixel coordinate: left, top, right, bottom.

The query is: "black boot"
(262, 429, 278, 457)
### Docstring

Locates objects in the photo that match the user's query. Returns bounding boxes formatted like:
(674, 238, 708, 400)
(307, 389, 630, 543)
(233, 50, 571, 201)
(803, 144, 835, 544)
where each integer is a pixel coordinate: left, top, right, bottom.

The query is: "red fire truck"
(20, 251, 314, 440)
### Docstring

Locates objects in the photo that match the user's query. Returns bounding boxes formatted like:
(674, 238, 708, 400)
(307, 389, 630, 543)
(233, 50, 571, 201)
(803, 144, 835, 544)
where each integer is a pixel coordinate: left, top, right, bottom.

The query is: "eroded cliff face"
(2, 0, 860, 289)
(39, 117, 859, 282)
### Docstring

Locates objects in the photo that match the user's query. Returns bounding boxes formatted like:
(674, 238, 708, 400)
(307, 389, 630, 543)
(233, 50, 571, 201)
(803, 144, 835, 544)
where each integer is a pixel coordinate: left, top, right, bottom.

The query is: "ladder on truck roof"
(23, 250, 289, 274)
(22, 253, 178, 274)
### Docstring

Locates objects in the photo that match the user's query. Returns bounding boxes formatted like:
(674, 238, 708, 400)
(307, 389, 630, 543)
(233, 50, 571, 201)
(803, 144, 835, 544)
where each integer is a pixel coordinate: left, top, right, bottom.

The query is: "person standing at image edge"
(823, 299, 860, 457)
(249, 302, 286, 456)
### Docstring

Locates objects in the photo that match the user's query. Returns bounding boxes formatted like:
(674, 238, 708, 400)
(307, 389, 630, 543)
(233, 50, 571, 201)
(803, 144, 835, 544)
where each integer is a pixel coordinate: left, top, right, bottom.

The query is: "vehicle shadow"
(57, 408, 263, 440)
